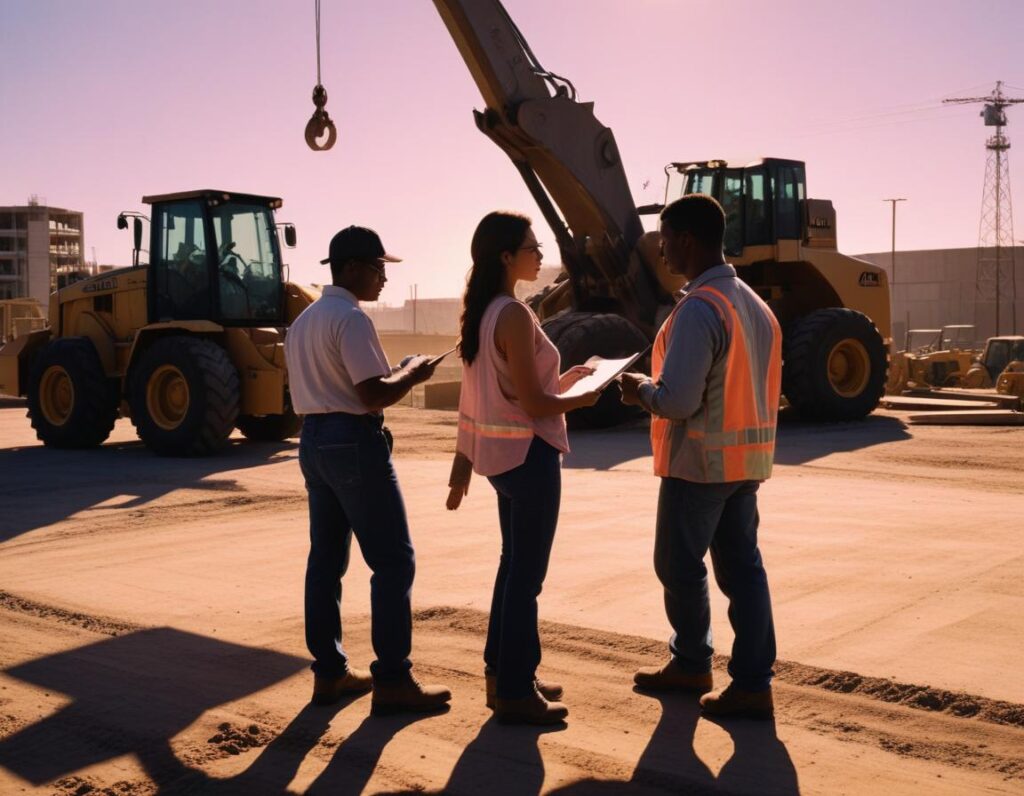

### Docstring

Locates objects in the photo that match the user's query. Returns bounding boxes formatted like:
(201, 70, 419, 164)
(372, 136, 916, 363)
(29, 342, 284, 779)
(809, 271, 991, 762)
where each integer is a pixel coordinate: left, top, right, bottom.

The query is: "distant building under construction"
(0, 201, 87, 313)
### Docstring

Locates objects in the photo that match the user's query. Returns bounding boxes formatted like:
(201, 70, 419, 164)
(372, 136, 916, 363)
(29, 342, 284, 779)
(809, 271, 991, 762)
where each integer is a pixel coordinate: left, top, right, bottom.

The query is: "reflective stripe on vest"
(651, 282, 782, 482)
(457, 413, 535, 440)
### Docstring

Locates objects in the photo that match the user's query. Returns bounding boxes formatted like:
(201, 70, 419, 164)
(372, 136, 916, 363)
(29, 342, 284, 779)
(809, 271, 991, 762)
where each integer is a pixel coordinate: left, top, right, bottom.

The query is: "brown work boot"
(371, 671, 452, 715)
(494, 685, 569, 726)
(633, 659, 713, 694)
(700, 683, 774, 720)
(485, 668, 563, 710)
(310, 667, 373, 705)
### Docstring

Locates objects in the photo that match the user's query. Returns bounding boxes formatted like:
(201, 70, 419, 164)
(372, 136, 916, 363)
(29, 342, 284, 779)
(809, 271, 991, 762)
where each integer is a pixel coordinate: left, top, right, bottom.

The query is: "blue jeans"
(298, 412, 415, 682)
(655, 478, 776, 692)
(485, 436, 561, 699)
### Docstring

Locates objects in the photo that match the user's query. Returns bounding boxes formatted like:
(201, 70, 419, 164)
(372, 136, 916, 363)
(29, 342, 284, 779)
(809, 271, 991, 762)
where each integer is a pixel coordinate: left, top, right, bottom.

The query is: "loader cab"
(144, 190, 287, 326)
(980, 336, 1024, 381)
(665, 158, 807, 257)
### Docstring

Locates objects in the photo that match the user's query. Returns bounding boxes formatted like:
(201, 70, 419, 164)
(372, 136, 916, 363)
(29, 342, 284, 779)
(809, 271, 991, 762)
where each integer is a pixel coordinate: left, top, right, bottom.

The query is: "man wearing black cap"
(285, 226, 451, 713)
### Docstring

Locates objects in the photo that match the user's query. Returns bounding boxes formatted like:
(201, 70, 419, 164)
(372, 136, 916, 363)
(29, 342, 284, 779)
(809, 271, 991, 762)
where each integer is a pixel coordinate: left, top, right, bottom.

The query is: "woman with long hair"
(447, 211, 599, 725)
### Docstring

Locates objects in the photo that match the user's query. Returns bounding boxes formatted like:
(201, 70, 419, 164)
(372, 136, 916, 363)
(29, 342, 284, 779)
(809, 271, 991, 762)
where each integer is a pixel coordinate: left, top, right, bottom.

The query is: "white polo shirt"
(285, 285, 391, 415)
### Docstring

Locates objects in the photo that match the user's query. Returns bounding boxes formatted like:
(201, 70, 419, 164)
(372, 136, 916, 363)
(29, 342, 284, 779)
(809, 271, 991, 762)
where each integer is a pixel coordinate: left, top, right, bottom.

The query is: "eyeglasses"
(360, 259, 387, 279)
(517, 244, 543, 254)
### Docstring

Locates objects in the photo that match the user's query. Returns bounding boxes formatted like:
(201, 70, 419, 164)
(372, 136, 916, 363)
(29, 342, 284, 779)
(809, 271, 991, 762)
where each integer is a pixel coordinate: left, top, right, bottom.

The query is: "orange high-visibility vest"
(650, 279, 782, 482)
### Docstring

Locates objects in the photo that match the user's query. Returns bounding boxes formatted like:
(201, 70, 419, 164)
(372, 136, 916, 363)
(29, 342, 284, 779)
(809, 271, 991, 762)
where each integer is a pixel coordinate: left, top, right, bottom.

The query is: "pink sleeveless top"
(456, 296, 570, 476)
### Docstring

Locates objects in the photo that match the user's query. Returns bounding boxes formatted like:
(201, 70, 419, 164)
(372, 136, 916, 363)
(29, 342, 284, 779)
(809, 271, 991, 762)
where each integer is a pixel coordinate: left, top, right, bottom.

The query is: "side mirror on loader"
(117, 213, 146, 267)
(277, 223, 297, 248)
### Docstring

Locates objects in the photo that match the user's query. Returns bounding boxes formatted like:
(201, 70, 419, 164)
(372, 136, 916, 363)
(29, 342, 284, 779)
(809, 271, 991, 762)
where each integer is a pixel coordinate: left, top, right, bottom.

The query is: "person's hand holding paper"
(559, 350, 647, 399)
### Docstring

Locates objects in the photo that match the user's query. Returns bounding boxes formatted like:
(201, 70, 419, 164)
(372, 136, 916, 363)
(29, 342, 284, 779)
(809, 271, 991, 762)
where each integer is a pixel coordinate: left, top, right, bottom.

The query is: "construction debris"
(880, 396, 1001, 411)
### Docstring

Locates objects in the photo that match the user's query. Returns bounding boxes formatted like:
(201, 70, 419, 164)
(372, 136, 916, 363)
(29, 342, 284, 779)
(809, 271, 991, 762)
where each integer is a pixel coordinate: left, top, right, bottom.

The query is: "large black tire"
(26, 337, 118, 448)
(129, 336, 239, 456)
(783, 308, 888, 421)
(542, 311, 650, 429)
(236, 404, 301, 442)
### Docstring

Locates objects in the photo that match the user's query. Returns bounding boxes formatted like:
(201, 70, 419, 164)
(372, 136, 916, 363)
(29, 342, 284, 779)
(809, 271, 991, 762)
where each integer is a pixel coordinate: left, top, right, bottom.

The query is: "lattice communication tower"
(944, 81, 1024, 334)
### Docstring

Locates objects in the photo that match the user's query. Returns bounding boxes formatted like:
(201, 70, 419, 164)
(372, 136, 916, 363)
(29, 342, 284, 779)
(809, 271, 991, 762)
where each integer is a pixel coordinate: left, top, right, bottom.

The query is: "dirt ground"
(0, 400, 1022, 794)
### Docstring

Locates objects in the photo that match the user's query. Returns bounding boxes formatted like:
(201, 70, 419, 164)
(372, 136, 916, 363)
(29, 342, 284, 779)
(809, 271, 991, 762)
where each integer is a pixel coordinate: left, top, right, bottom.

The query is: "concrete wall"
(26, 219, 50, 310)
(363, 266, 564, 336)
(365, 298, 462, 335)
(855, 246, 1024, 347)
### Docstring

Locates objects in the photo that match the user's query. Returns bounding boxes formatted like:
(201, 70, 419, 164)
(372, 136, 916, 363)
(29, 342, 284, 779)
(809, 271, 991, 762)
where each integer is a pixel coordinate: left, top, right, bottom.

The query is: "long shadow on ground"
(0, 437, 298, 543)
(564, 411, 910, 472)
(0, 628, 307, 789)
(547, 692, 799, 795)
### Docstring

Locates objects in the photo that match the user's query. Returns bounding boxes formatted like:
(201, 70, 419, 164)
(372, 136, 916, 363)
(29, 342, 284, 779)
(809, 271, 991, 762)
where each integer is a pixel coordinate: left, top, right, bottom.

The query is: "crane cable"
(305, 0, 337, 151)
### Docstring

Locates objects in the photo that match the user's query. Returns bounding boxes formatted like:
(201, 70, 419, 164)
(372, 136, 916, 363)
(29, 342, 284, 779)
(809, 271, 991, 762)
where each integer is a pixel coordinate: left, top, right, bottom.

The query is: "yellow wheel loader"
(0, 190, 318, 455)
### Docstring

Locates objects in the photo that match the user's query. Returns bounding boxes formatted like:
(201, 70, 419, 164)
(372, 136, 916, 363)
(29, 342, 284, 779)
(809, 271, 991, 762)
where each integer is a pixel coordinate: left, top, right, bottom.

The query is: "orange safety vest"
(650, 280, 782, 482)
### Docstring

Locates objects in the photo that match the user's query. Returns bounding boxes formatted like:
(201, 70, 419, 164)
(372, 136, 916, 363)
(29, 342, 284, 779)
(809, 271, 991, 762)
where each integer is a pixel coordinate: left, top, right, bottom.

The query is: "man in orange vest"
(620, 194, 782, 720)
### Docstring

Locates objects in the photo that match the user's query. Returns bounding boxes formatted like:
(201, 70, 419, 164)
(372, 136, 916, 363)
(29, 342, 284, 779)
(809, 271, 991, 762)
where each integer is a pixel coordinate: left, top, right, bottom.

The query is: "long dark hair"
(458, 211, 532, 364)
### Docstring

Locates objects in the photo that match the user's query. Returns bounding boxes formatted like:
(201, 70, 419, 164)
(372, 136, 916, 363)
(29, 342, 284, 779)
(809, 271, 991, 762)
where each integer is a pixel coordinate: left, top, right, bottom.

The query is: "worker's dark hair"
(660, 194, 726, 249)
(458, 211, 532, 364)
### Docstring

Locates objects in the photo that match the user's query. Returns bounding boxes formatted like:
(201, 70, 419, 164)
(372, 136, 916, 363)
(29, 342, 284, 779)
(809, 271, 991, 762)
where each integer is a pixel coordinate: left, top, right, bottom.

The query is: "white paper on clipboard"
(560, 349, 647, 398)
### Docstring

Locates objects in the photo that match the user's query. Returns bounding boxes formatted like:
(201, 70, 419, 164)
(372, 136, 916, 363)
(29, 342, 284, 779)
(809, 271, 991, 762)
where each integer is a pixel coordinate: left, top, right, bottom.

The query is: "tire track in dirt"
(0, 590, 142, 637)
(410, 608, 1024, 786)
(417, 607, 1024, 729)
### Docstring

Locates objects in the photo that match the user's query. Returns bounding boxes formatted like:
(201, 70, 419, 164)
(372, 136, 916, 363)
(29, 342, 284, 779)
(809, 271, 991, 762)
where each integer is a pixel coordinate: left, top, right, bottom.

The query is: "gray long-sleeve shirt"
(637, 264, 733, 420)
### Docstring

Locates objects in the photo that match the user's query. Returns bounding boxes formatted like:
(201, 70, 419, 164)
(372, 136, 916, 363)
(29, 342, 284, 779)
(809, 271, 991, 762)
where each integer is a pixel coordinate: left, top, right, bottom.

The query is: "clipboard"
(560, 348, 648, 398)
(427, 347, 458, 367)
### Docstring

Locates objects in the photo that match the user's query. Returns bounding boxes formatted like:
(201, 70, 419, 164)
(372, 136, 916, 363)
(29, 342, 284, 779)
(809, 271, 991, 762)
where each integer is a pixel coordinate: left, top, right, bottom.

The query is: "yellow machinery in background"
(0, 299, 47, 344)
(962, 336, 1024, 399)
(0, 190, 319, 455)
(886, 324, 979, 392)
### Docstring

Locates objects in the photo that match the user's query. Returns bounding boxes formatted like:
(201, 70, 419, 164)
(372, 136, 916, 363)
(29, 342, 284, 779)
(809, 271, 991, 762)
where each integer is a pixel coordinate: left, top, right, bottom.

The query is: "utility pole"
(944, 81, 1024, 335)
(883, 198, 906, 287)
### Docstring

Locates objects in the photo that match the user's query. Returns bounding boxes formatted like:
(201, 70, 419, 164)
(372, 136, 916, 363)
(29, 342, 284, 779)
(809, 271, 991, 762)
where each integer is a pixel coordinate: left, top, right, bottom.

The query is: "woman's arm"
(496, 302, 600, 417)
(446, 451, 473, 510)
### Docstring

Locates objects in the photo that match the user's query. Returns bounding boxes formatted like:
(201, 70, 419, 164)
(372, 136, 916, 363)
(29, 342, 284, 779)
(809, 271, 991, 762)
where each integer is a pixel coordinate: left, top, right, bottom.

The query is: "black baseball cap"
(319, 226, 402, 265)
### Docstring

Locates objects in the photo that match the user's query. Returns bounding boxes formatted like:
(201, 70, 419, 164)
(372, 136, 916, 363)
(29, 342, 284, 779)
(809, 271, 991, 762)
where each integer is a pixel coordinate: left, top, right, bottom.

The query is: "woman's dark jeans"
(298, 412, 415, 682)
(485, 436, 562, 699)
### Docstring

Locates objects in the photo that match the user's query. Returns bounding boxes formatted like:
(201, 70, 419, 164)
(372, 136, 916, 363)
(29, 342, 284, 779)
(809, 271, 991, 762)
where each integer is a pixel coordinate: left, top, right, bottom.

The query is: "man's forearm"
(638, 380, 703, 420)
(357, 367, 423, 411)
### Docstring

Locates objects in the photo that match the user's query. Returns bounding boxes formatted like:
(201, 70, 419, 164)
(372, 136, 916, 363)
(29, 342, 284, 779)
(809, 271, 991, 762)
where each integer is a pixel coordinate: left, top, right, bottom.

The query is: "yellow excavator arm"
(431, 0, 663, 332)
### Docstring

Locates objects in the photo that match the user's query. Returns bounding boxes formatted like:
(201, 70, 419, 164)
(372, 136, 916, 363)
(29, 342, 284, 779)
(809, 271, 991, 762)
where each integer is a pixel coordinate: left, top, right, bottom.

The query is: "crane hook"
(305, 84, 337, 151)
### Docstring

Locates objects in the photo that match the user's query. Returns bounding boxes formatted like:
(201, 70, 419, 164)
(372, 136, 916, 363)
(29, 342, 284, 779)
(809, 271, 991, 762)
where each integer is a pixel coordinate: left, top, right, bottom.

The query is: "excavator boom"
(431, 0, 660, 329)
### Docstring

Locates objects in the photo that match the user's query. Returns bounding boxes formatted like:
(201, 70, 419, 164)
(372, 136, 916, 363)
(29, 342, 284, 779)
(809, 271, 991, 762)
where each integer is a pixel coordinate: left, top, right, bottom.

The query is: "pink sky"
(2, 0, 1022, 302)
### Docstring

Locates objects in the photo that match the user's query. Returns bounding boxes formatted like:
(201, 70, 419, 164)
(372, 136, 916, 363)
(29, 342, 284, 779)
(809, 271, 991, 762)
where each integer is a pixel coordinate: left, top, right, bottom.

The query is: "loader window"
(984, 339, 1024, 378)
(211, 203, 282, 324)
(684, 171, 715, 197)
(744, 170, 770, 246)
(721, 171, 744, 256)
(774, 164, 804, 240)
(153, 200, 211, 320)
